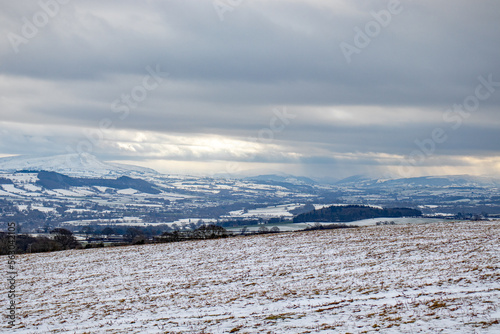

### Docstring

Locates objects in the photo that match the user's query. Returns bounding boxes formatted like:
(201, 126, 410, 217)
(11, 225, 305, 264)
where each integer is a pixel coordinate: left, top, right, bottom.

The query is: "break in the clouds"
(1, 0, 499, 178)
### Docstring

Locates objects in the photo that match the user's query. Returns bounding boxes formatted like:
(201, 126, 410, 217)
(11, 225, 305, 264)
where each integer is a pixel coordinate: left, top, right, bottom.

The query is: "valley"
(0, 154, 499, 235)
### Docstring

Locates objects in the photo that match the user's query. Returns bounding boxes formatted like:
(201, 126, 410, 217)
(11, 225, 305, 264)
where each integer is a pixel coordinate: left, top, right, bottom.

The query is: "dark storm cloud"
(3, 1, 499, 99)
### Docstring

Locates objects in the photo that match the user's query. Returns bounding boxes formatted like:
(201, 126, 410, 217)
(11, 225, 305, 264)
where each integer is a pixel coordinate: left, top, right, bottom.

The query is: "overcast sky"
(1, 0, 499, 179)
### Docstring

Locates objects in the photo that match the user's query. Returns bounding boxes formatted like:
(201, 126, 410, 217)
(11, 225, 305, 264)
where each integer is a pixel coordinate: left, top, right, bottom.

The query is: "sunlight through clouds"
(0, 0, 499, 178)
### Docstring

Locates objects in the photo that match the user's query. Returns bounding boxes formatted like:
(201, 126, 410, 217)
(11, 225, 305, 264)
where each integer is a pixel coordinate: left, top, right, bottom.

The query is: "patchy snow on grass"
(16, 204, 28, 212)
(65, 208, 92, 214)
(313, 203, 384, 210)
(229, 204, 302, 219)
(31, 205, 57, 214)
(0, 189, 12, 197)
(1, 172, 39, 183)
(61, 217, 144, 226)
(21, 184, 42, 192)
(117, 188, 139, 195)
(94, 186, 110, 193)
(168, 218, 219, 226)
(2, 221, 499, 333)
(1, 184, 26, 195)
(51, 189, 84, 197)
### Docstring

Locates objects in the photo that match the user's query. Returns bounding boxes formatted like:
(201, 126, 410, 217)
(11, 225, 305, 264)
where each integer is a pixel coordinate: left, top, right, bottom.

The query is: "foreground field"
(2, 221, 499, 333)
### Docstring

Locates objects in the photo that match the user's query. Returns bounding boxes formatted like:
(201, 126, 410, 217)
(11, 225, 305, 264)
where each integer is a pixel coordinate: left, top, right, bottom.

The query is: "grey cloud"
(1, 0, 500, 177)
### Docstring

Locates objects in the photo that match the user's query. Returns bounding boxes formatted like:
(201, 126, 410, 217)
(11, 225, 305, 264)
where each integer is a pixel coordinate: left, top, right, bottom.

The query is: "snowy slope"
(0, 153, 157, 177)
(336, 174, 500, 188)
(3, 221, 499, 333)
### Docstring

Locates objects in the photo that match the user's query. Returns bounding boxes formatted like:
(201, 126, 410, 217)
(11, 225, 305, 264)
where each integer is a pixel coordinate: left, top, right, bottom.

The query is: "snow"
(65, 208, 92, 214)
(0, 153, 157, 177)
(419, 204, 439, 209)
(21, 184, 42, 192)
(326, 217, 449, 227)
(1, 184, 25, 195)
(1, 172, 38, 183)
(71, 188, 96, 196)
(168, 218, 219, 226)
(52, 189, 84, 197)
(228, 203, 302, 219)
(427, 212, 456, 217)
(3, 221, 499, 333)
(31, 205, 57, 213)
(16, 204, 28, 211)
(62, 217, 144, 226)
(157, 193, 194, 201)
(117, 188, 139, 195)
(226, 218, 450, 233)
(314, 203, 384, 210)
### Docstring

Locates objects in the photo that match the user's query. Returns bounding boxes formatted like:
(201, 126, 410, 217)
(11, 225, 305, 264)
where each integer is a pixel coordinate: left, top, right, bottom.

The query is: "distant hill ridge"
(293, 205, 422, 223)
(0, 153, 157, 177)
(35, 171, 161, 194)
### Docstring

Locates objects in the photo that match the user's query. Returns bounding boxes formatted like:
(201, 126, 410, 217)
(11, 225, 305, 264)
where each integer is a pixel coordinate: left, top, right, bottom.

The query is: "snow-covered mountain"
(244, 174, 316, 185)
(0, 153, 157, 177)
(335, 174, 500, 188)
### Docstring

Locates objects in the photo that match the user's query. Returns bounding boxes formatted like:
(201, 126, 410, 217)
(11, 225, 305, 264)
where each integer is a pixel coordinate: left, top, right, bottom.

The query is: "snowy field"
(228, 204, 302, 219)
(225, 217, 453, 233)
(2, 221, 499, 333)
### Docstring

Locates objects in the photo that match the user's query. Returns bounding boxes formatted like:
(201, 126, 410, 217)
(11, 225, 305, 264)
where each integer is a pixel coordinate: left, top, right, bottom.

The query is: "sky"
(1, 0, 499, 179)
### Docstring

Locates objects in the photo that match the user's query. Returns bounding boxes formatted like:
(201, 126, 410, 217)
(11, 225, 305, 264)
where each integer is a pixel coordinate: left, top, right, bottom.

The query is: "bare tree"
(258, 226, 269, 234)
(50, 228, 79, 249)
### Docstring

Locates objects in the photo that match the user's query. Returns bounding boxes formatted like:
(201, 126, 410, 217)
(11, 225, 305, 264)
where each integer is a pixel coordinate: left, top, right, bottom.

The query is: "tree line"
(0, 228, 79, 254)
(293, 205, 422, 223)
(0, 221, 289, 255)
(0, 224, 236, 255)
